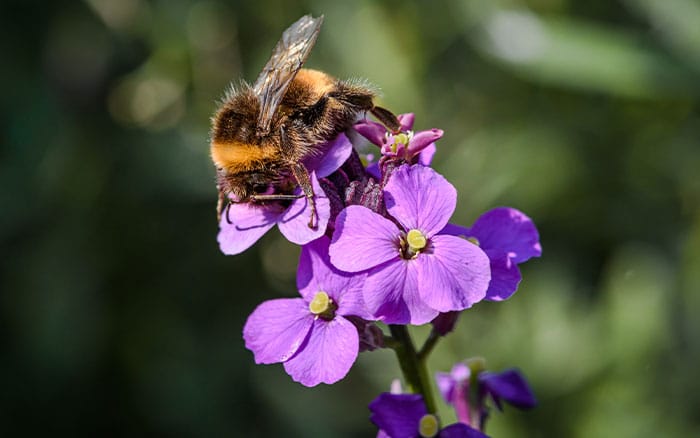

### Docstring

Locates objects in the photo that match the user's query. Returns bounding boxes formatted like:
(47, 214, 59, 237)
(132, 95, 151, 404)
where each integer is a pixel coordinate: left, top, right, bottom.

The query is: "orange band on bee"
(294, 69, 335, 96)
(210, 141, 280, 171)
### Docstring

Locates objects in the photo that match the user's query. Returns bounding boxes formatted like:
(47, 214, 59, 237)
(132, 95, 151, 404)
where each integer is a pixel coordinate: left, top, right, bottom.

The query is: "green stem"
(388, 325, 437, 414)
(417, 329, 441, 361)
(383, 335, 400, 350)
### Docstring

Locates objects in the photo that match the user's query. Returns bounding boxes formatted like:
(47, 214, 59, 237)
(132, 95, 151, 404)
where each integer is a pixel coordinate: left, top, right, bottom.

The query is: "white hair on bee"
(344, 76, 382, 96)
(220, 79, 252, 106)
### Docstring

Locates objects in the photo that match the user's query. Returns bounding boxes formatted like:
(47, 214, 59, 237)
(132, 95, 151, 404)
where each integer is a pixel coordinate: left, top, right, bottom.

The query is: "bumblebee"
(210, 14, 400, 227)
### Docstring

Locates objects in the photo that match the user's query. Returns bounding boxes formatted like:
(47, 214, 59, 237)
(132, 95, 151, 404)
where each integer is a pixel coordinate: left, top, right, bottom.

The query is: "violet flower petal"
(397, 113, 415, 131)
(431, 311, 461, 336)
(277, 173, 330, 245)
(436, 362, 470, 405)
(297, 236, 371, 319)
(335, 282, 373, 320)
(366, 162, 381, 179)
(418, 142, 437, 166)
(242, 298, 313, 364)
(469, 207, 541, 263)
(440, 423, 491, 438)
(453, 382, 471, 426)
(364, 259, 439, 325)
(303, 133, 353, 178)
(417, 234, 490, 312)
(384, 164, 457, 236)
(480, 369, 537, 410)
(354, 119, 387, 146)
(330, 206, 401, 273)
(217, 203, 281, 255)
(436, 371, 457, 403)
(446, 362, 473, 425)
(440, 223, 470, 237)
(282, 316, 359, 387)
(369, 393, 426, 438)
(407, 129, 443, 156)
(451, 362, 471, 382)
(483, 249, 522, 302)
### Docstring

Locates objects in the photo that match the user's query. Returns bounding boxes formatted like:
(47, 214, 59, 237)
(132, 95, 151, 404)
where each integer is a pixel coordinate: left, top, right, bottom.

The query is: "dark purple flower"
(217, 134, 352, 255)
(346, 316, 385, 352)
(330, 164, 491, 325)
(356, 113, 440, 177)
(431, 311, 461, 336)
(436, 360, 536, 430)
(480, 369, 537, 411)
(442, 207, 541, 301)
(370, 392, 489, 438)
(242, 236, 371, 386)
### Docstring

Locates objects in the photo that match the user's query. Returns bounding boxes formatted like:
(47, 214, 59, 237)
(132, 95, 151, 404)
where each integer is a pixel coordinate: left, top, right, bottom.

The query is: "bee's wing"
(253, 14, 323, 135)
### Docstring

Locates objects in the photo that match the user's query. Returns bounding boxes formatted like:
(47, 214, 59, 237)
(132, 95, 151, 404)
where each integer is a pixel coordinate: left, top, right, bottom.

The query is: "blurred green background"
(2, 0, 699, 436)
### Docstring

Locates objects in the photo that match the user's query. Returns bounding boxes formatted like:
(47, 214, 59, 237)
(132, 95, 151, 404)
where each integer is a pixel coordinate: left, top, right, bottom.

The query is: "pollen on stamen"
(394, 132, 410, 147)
(467, 236, 480, 246)
(406, 229, 427, 252)
(418, 414, 439, 438)
(309, 291, 331, 315)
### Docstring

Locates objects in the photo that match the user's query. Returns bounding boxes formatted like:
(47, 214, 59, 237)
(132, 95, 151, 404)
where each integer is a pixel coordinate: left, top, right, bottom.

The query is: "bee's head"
(216, 167, 291, 203)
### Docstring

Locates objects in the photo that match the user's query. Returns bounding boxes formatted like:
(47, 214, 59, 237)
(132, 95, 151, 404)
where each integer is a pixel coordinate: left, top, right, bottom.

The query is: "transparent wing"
(253, 15, 323, 136)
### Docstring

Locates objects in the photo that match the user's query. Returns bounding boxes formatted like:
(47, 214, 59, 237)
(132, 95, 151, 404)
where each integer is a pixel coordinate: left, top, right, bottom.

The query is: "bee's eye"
(253, 184, 269, 194)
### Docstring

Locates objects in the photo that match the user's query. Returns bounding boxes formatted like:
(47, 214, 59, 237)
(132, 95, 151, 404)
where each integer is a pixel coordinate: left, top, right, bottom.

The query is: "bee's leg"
(370, 106, 401, 134)
(216, 188, 235, 225)
(250, 194, 304, 201)
(291, 163, 318, 229)
(279, 125, 318, 229)
(216, 189, 225, 223)
(279, 125, 295, 157)
(250, 189, 315, 228)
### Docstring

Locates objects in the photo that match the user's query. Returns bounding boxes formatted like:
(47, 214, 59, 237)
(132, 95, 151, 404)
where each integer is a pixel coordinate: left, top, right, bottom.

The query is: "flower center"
(385, 131, 413, 154)
(418, 414, 439, 438)
(399, 229, 429, 259)
(407, 229, 427, 251)
(309, 291, 337, 321)
(467, 236, 480, 246)
(393, 132, 410, 147)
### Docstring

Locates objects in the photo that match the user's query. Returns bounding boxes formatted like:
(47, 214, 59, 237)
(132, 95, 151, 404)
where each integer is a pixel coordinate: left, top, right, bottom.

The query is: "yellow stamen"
(394, 132, 410, 146)
(309, 291, 331, 315)
(419, 414, 439, 438)
(406, 229, 427, 251)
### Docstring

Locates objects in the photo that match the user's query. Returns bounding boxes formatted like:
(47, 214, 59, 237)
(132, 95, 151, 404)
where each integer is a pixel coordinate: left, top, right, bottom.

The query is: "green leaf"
(471, 9, 700, 98)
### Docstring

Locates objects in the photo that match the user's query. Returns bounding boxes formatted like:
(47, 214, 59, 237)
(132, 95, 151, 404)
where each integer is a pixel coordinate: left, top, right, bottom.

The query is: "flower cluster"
(219, 114, 541, 435)
(436, 358, 536, 431)
(370, 392, 488, 438)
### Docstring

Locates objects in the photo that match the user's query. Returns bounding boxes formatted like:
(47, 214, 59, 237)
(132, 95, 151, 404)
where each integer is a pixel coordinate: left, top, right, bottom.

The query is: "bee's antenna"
(371, 106, 402, 134)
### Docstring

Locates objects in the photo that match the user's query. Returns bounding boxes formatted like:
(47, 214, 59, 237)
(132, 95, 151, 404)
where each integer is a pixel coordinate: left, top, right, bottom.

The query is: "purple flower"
(436, 360, 536, 429)
(301, 133, 354, 177)
(242, 236, 370, 386)
(442, 207, 541, 301)
(370, 392, 489, 438)
(330, 164, 491, 325)
(355, 113, 440, 177)
(217, 133, 352, 255)
(431, 311, 461, 336)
